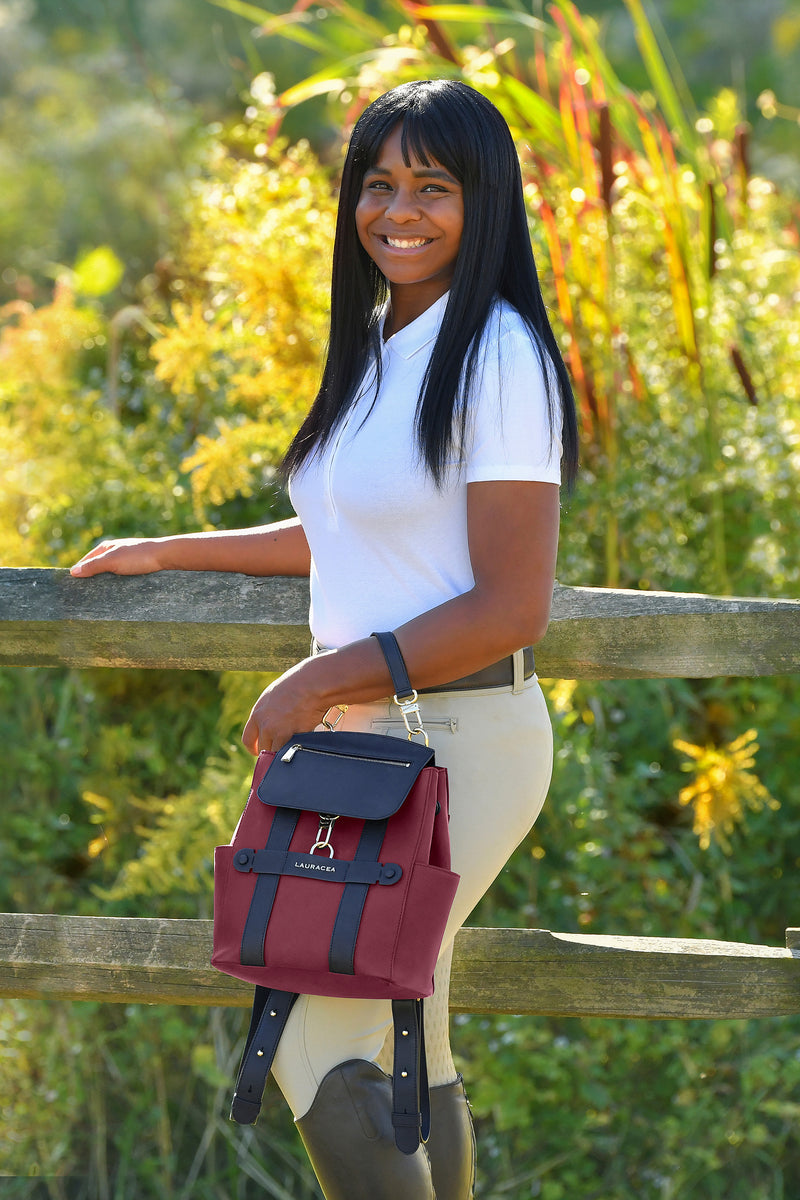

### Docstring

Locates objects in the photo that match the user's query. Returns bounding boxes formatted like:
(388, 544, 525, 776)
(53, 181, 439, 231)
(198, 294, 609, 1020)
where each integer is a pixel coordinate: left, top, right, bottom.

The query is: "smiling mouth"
(380, 236, 433, 249)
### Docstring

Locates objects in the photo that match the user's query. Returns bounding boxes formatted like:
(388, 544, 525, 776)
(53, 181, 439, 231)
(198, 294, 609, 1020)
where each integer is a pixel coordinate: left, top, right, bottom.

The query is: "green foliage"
(453, 1011, 800, 1199)
(0, 665, 222, 915)
(95, 673, 275, 907)
(0, 998, 321, 1198)
(0, 0, 240, 307)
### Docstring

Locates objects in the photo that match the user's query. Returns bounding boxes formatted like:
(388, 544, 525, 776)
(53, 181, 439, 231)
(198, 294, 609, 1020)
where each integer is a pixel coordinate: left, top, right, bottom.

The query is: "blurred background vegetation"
(1, 0, 799, 1196)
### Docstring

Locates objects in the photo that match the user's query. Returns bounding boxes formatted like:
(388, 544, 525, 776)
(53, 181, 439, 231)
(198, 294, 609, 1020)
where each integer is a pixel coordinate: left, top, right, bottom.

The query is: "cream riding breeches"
(270, 673, 553, 1119)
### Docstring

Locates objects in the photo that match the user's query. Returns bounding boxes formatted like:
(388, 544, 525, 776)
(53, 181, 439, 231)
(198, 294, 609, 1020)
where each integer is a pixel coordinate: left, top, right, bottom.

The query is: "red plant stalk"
(538, 197, 594, 434)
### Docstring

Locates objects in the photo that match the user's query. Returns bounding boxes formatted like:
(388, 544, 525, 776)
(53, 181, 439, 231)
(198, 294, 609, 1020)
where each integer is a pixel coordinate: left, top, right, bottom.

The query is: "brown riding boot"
(295, 1058, 435, 1200)
(424, 1075, 477, 1200)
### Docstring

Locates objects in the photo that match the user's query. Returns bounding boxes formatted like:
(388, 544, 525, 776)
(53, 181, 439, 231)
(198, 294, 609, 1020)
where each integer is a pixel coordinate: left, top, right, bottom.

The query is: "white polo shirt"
(289, 292, 562, 648)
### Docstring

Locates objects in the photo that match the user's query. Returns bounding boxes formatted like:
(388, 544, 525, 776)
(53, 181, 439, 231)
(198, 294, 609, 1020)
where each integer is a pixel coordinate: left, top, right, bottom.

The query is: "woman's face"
(355, 124, 464, 305)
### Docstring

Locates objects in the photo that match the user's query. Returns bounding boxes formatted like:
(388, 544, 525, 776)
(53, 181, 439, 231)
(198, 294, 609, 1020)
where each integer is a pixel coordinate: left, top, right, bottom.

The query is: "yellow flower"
(673, 729, 779, 851)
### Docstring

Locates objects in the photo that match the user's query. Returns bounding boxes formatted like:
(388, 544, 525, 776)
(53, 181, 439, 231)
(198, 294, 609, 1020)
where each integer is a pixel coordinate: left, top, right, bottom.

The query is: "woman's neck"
(384, 282, 449, 340)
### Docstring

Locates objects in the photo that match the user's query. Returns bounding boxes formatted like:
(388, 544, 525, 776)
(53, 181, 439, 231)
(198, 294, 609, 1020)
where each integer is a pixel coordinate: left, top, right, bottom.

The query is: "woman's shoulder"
(477, 296, 545, 367)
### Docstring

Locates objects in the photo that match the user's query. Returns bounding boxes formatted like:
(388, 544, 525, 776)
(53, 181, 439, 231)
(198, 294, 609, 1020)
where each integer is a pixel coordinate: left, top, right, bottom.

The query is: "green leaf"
(205, 0, 275, 26)
(72, 246, 125, 297)
(622, 0, 698, 154)
(497, 76, 563, 146)
(278, 47, 427, 108)
(410, 4, 547, 33)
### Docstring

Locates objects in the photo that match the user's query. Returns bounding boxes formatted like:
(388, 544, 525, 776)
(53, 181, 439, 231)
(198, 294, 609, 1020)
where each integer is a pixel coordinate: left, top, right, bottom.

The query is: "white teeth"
(384, 237, 430, 248)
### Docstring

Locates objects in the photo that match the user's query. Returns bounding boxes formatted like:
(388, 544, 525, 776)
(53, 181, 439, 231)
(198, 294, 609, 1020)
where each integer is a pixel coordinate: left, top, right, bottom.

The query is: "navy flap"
(257, 730, 434, 819)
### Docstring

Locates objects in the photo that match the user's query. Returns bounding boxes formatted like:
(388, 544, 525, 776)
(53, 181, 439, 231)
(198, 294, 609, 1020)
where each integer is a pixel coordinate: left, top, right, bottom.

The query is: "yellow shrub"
(150, 138, 337, 520)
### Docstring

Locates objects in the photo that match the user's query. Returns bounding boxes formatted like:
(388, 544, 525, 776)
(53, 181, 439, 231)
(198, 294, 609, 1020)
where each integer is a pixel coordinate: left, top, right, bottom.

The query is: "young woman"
(72, 79, 578, 1200)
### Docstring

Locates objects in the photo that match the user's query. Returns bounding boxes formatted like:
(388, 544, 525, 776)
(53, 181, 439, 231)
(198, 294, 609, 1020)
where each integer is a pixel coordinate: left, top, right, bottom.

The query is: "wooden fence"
(2, 567, 799, 1021)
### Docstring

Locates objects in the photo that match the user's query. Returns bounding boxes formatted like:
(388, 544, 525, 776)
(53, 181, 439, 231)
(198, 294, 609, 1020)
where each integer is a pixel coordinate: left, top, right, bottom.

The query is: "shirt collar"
(382, 292, 449, 361)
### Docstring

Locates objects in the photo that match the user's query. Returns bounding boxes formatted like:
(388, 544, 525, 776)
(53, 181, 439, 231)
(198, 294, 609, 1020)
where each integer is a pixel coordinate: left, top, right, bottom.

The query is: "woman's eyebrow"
(365, 165, 458, 183)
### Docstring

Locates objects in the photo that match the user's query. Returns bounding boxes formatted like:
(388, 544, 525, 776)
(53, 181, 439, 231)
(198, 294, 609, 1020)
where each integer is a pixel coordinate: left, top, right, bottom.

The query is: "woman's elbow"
(528, 612, 551, 647)
(520, 608, 551, 648)
(502, 597, 552, 650)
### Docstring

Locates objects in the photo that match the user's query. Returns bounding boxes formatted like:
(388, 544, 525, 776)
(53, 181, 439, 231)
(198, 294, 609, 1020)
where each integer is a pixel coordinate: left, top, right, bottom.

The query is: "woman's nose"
(385, 187, 420, 222)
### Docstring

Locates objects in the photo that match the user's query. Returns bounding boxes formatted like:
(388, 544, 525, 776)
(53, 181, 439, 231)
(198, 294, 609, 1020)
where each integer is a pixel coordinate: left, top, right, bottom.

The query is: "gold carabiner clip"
(393, 690, 430, 747)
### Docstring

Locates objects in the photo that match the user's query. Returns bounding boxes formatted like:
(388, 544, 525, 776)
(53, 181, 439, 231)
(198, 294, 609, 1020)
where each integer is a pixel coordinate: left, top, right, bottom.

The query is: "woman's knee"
(271, 994, 394, 1118)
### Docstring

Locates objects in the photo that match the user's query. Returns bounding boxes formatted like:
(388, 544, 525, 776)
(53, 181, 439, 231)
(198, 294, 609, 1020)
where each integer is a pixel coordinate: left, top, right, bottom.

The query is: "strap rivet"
(270, 1010, 277, 1017)
(402, 1029, 409, 1036)
(401, 1070, 408, 1077)
(257, 1050, 264, 1057)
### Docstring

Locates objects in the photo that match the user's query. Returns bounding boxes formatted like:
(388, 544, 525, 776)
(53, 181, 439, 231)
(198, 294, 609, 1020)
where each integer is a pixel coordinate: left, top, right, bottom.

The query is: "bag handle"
(371, 631, 429, 746)
(371, 630, 414, 699)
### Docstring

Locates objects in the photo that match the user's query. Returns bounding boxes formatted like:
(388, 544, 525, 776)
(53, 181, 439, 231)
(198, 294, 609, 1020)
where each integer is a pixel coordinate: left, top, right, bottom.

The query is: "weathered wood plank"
(449, 926, 800, 1019)
(1, 569, 798, 677)
(546, 585, 800, 679)
(2, 915, 798, 1020)
(0, 568, 311, 671)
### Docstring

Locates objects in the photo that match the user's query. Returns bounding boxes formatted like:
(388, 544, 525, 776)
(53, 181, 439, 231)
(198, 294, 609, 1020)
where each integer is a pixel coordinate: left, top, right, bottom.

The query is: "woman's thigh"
(365, 679, 553, 945)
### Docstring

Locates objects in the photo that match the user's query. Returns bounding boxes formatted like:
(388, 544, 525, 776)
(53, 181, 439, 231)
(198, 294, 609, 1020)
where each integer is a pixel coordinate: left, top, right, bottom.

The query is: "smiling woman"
(70, 78, 578, 1200)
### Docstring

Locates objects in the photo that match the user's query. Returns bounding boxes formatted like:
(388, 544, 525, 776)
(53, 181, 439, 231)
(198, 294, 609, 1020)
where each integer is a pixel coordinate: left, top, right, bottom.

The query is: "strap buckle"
(393, 690, 429, 747)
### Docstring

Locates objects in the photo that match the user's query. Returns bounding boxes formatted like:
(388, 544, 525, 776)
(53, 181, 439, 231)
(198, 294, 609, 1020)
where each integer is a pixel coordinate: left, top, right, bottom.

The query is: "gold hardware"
(393, 690, 429, 746)
(322, 704, 348, 731)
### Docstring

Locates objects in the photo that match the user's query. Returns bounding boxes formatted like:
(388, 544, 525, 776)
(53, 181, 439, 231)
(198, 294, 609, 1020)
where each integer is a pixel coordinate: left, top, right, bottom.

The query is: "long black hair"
(282, 79, 579, 488)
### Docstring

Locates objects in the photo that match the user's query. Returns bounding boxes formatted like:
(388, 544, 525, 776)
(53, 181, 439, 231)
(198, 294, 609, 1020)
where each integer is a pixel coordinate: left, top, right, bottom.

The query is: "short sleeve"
(464, 314, 562, 486)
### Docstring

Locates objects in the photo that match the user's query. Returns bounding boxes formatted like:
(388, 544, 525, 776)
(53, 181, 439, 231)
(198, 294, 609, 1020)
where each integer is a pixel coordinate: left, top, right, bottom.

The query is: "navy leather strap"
(371, 631, 415, 701)
(230, 987, 298, 1124)
(233, 846, 402, 886)
(391, 998, 430, 1153)
(328, 816, 389, 974)
(240, 806, 299, 966)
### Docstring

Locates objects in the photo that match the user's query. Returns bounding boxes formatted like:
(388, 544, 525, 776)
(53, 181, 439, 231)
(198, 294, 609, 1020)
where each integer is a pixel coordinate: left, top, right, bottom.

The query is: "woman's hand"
(241, 659, 334, 755)
(70, 538, 164, 577)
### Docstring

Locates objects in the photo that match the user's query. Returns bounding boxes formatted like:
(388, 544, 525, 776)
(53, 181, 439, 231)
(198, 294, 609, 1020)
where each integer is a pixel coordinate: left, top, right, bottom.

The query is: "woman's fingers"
(70, 539, 161, 577)
(241, 712, 261, 756)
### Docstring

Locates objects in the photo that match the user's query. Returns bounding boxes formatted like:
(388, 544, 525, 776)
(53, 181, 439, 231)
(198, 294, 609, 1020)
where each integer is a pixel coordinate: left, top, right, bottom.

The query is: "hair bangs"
(398, 112, 459, 180)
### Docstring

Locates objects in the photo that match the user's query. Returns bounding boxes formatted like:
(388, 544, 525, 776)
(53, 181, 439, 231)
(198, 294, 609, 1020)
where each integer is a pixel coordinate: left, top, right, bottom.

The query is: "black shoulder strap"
(391, 998, 430, 1152)
(230, 987, 297, 1124)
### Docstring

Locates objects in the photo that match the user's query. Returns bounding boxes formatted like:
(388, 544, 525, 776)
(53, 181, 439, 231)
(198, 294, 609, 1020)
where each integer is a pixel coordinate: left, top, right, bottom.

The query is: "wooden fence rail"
(1, 915, 798, 1020)
(2, 567, 799, 1021)
(2, 568, 799, 677)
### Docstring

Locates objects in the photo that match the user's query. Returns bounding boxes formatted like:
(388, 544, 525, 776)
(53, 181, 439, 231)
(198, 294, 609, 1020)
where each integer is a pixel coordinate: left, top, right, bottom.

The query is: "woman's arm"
(69, 517, 311, 578)
(242, 481, 559, 752)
